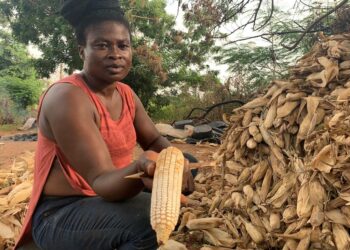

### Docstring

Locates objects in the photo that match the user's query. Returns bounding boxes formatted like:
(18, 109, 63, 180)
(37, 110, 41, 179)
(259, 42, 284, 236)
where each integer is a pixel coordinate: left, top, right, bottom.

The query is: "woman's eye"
(96, 43, 108, 49)
(119, 44, 129, 50)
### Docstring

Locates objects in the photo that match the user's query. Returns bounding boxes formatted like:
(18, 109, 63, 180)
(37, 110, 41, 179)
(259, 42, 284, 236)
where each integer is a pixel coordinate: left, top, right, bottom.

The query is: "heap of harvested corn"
(0, 152, 33, 250)
(172, 33, 350, 250)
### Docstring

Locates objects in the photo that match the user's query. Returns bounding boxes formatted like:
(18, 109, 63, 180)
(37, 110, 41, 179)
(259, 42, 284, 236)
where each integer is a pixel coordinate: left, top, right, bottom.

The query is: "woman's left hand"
(181, 159, 195, 194)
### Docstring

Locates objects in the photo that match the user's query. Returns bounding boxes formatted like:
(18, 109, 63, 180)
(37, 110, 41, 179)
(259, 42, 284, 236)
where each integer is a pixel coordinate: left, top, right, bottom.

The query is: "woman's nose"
(108, 46, 122, 59)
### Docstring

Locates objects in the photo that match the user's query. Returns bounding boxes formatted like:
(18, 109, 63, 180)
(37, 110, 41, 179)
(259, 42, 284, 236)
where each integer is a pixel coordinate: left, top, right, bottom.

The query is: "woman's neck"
(81, 71, 116, 97)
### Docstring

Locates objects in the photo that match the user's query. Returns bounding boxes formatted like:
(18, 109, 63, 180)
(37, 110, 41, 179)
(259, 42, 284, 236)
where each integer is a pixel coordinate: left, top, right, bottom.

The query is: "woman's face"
(79, 20, 132, 84)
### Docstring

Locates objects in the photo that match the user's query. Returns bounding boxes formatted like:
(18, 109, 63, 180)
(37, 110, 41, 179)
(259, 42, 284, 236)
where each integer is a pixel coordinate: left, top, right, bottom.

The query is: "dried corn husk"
(311, 145, 336, 173)
(186, 218, 223, 230)
(332, 224, 350, 250)
(264, 100, 277, 129)
(202, 228, 235, 248)
(0, 152, 34, 249)
(277, 101, 299, 118)
(174, 33, 350, 249)
(239, 216, 264, 244)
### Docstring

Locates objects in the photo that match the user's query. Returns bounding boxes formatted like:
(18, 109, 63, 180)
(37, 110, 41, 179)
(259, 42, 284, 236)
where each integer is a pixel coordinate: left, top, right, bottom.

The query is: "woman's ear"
(78, 45, 85, 60)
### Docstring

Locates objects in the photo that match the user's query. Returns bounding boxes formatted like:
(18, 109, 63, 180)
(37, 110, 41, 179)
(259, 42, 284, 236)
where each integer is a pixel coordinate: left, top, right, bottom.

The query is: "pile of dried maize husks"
(0, 152, 33, 250)
(172, 33, 350, 250)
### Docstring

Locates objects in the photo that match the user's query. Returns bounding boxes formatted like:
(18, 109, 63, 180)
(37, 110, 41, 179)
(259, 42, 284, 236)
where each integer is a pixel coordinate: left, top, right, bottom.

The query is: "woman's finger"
(137, 157, 156, 177)
(181, 161, 195, 194)
(144, 160, 156, 176)
(141, 177, 153, 190)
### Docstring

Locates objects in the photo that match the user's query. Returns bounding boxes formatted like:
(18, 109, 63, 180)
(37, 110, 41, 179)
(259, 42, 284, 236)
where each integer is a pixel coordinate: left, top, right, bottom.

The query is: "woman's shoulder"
(42, 80, 93, 113)
(117, 82, 133, 92)
(56, 73, 83, 85)
(46, 74, 89, 100)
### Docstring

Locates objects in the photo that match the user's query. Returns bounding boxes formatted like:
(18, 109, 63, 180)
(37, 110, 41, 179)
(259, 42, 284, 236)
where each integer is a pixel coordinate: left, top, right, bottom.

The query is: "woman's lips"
(106, 66, 124, 74)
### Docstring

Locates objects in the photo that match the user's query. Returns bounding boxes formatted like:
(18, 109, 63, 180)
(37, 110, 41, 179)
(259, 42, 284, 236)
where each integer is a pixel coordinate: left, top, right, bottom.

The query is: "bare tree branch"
(252, 0, 263, 30)
(212, 5, 257, 39)
(213, 18, 255, 39)
(255, 0, 274, 31)
(299, 0, 317, 9)
(176, 0, 181, 19)
(220, 0, 249, 24)
(282, 0, 349, 50)
(209, 0, 250, 34)
(299, 0, 329, 10)
(293, 20, 305, 30)
(225, 28, 326, 45)
(131, 15, 159, 21)
(183, 0, 348, 50)
(261, 36, 272, 43)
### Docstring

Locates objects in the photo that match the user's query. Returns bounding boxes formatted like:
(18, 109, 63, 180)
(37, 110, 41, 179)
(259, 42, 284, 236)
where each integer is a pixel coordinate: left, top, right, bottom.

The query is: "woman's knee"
(123, 193, 158, 249)
(121, 228, 158, 250)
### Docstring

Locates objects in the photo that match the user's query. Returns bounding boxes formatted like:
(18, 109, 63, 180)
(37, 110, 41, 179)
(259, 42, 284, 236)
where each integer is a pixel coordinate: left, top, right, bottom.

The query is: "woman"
(15, 1, 194, 249)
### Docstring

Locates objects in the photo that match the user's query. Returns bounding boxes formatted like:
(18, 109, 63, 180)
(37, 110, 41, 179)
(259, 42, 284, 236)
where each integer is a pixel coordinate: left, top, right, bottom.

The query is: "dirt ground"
(0, 141, 37, 168)
(0, 129, 217, 169)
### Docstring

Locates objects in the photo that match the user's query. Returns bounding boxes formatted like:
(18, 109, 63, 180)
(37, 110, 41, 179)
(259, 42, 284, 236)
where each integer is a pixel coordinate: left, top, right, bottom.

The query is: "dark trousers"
(32, 153, 197, 250)
(32, 193, 158, 250)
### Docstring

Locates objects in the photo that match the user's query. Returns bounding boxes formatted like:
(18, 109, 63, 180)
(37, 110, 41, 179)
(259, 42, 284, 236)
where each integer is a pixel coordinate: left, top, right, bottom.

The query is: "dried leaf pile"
(0, 152, 33, 250)
(173, 33, 350, 250)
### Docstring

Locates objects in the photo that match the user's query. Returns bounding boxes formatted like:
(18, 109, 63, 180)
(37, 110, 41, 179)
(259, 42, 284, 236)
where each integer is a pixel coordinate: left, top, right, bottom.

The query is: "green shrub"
(0, 85, 15, 124)
(0, 76, 42, 109)
(0, 77, 43, 124)
(149, 79, 240, 123)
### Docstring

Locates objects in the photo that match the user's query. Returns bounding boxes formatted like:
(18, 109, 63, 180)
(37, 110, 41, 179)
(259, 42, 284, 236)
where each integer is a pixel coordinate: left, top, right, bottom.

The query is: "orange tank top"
(15, 74, 137, 248)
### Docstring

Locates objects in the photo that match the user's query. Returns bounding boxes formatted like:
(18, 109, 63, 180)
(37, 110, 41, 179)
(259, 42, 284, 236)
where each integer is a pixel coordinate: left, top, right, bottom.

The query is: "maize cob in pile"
(151, 146, 184, 245)
(171, 33, 350, 249)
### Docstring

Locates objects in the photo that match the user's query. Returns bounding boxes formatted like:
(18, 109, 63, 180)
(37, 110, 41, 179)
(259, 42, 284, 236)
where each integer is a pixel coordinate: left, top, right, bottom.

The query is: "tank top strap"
(116, 82, 136, 121)
(56, 74, 107, 117)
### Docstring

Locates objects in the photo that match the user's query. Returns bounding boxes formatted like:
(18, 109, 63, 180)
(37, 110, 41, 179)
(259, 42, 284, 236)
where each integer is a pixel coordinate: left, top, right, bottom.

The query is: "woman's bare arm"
(41, 84, 154, 201)
(132, 92, 171, 152)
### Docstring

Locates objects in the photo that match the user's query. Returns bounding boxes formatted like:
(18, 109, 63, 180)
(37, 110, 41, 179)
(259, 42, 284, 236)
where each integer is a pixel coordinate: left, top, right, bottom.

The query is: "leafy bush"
(0, 76, 42, 109)
(149, 95, 201, 123)
(0, 29, 44, 124)
(0, 85, 15, 124)
(149, 76, 240, 123)
(0, 77, 43, 124)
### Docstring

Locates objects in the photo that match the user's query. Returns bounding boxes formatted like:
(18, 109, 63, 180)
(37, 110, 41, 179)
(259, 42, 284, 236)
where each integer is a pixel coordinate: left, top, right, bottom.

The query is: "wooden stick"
(124, 172, 145, 179)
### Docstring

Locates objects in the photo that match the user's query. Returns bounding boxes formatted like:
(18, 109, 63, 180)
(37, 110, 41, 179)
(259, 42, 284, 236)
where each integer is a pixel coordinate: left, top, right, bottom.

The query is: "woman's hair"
(60, 0, 130, 45)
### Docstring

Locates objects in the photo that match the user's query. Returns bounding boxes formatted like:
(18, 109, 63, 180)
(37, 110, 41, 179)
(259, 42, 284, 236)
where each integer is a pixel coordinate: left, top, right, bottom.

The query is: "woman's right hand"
(135, 151, 158, 190)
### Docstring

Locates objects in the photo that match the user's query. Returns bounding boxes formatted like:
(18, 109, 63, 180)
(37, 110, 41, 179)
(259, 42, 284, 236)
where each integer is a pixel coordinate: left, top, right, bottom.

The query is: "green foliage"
(220, 45, 275, 90)
(0, 0, 216, 112)
(0, 30, 37, 79)
(150, 94, 201, 123)
(226, 4, 349, 96)
(0, 123, 18, 131)
(0, 0, 78, 77)
(180, 1, 350, 98)
(0, 76, 42, 109)
(0, 83, 33, 125)
(0, 28, 43, 108)
(213, 8, 310, 96)
(0, 85, 15, 124)
(0, 27, 43, 123)
(150, 72, 233, 122)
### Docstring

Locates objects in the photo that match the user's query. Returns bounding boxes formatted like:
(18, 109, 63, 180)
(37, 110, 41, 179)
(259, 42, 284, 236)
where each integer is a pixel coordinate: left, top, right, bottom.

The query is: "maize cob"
(151, 146, 185, 245)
